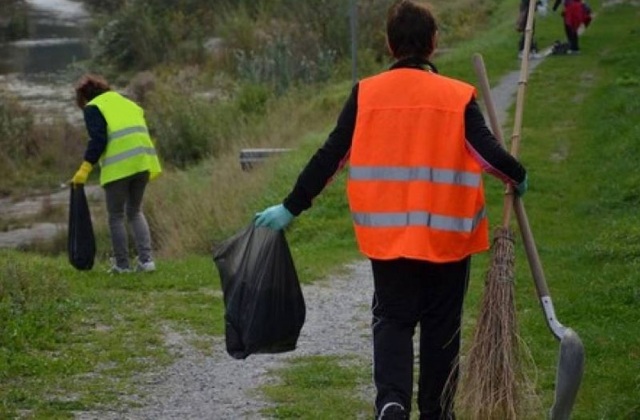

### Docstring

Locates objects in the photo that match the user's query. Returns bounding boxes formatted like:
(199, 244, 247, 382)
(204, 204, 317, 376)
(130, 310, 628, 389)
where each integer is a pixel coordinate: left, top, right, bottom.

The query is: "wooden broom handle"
(472, 54, 503, 146)
(472, 53, 512, 228)
(511, 0, 538, 159)
(472, 0, 537, 228)
(473, 53, 550, 300)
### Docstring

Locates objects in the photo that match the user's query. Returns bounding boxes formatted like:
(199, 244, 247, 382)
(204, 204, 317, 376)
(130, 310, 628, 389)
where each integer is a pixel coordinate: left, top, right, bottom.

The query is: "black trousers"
(564, 23, 580, 51)
(518, 22, 538, 53)
(370, 257, 470, 420)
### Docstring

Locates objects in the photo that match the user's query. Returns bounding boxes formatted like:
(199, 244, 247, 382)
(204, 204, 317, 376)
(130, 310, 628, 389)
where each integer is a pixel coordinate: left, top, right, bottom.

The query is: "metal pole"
(349, 0, 358, 85)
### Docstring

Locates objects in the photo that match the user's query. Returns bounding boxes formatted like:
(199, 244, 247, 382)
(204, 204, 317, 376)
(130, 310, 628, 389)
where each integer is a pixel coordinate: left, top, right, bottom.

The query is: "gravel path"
(75, 261, 375, 420)
(71, 52, 548, 420)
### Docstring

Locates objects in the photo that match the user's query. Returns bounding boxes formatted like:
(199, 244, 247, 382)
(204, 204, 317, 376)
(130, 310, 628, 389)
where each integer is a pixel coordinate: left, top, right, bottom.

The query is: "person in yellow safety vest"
(255, 1, 528, 419)
(71, 74, 162, 274)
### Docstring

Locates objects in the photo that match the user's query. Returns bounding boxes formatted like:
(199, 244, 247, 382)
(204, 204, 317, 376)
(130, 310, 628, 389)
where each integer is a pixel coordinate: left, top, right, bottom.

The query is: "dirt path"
(70, 53, 549, 420)
(76, 262, 375, 420)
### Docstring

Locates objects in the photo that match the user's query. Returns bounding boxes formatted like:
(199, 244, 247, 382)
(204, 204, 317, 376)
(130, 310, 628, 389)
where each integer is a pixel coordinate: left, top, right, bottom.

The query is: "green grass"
(2, 1, 639, 419)
(261, 356, 371, 419)
(0, 252, 222, 418)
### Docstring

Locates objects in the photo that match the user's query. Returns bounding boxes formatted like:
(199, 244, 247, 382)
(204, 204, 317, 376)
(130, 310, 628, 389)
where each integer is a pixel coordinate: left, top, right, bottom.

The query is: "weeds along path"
(73, 56, 549, 420)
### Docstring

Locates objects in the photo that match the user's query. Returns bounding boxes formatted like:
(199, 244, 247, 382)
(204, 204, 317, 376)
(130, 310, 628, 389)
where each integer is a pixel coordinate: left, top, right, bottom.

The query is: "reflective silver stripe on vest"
(102, 147, 157, 167)
(352, 208, 486, 233)
(349, 166, 480, 187)
(108, 126, 149, 142)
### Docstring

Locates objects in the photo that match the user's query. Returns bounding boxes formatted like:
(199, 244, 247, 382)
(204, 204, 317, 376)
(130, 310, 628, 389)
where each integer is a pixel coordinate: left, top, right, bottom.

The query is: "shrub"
(0, 95, 35, 161)
(0, 94, 86, 193)
(91, 0, 215, 72)
(145, 79, 272, 169)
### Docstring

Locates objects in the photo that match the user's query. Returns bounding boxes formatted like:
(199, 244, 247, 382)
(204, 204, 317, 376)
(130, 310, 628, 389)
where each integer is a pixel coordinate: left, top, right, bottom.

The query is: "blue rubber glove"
(255, 204, 294, 230)
(515, 174, 528, 197)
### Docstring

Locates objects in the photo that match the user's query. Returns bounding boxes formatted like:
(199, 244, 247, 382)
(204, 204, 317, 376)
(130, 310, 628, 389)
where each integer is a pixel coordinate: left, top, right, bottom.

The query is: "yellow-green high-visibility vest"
(88, 91, 162, 186)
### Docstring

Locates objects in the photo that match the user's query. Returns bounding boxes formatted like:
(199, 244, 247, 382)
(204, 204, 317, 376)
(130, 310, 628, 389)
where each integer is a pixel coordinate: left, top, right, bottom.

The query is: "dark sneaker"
(378, 402, 408, 420)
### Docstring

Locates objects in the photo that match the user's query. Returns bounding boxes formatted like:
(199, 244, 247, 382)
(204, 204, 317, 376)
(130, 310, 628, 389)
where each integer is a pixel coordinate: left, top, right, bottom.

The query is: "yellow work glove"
(72, 161, 93, 184)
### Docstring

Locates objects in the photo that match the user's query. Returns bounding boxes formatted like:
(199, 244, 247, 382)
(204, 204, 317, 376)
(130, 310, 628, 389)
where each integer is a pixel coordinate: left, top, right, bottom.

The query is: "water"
(0, 1, 94, 248)
(0, 0, 91, 123)
(1, 0, 90, 74)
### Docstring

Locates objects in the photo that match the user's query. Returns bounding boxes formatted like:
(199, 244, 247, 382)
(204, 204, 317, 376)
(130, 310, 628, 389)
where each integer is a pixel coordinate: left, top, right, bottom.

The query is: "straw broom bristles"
(455, 226, 523, 419)
(452, 224, 541, 420)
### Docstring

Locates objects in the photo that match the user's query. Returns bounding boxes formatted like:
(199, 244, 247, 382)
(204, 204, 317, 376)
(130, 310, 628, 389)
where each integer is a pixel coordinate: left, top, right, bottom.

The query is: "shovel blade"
(550, 328, 585, 420)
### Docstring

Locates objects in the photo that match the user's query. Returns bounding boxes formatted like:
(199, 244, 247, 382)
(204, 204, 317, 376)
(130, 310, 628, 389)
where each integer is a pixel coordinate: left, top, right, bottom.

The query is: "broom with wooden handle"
(473, 52, 585, 420)
(455, 1, 538, 419)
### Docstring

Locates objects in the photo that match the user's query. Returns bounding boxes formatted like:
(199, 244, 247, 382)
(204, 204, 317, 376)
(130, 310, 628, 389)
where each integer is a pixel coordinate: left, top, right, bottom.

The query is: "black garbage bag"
(213, 223, 306, 359)
(68, 184, 96, 270)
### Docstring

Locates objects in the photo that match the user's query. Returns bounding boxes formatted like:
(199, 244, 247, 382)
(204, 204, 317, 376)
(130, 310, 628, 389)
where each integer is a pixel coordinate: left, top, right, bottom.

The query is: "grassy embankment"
(1, 0, 639, 419)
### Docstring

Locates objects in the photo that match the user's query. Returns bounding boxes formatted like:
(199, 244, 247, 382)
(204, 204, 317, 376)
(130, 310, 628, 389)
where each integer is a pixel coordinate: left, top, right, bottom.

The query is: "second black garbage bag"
(68, 184, 96, 271)
(213, 223, 306, 359)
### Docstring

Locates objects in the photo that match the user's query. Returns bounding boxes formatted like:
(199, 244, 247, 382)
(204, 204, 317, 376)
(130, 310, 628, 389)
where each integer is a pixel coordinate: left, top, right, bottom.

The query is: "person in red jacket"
(255, 1, 527, 419)
(553, 0, 592, 53)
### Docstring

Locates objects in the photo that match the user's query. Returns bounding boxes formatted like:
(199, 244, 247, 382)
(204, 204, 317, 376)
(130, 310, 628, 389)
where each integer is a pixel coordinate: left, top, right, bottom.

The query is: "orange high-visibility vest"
(347, 68, 488, 262)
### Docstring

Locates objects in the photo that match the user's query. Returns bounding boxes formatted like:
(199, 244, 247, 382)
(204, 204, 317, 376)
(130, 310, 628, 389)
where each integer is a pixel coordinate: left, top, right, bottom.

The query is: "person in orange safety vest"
(255, 1, 528, 418)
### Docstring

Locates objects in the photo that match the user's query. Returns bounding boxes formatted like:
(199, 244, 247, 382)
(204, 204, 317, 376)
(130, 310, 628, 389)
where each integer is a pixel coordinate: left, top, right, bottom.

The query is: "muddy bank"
(0, 185, 102, 248)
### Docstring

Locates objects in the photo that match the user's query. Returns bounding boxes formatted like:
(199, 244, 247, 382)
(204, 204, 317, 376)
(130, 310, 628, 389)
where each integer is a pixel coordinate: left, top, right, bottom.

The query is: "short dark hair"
(386, 0, 438, 59)
(74, 74, 111, 108)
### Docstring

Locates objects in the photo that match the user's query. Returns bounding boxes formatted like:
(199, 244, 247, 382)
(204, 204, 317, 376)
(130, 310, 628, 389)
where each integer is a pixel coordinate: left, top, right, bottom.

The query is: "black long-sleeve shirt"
(82, 105, 108, 165)
(283, 56, 526, 216)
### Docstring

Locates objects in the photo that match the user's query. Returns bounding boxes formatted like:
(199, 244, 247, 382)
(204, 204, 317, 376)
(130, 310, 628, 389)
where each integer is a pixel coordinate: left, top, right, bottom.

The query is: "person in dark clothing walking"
(517, 0, 541, 58)
(255, 1, 528, 419)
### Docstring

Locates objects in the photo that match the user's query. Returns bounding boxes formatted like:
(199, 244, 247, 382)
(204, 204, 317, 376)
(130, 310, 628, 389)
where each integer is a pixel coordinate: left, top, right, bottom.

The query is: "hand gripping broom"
(472, 52, 585, 420)
(455, 1, 538, 418)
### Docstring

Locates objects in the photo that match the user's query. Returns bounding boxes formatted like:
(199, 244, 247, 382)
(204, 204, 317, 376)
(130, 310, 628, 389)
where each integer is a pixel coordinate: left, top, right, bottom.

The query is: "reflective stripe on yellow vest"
(87, 91, 162, 186)
(347, 68, 488, 262)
